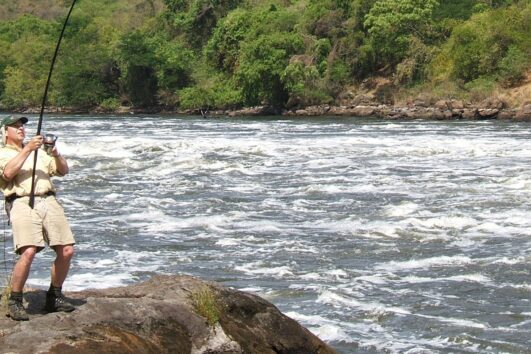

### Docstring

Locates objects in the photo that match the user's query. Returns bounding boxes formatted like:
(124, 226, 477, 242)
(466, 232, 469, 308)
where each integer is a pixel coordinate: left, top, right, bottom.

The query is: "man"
(0, 115, 75, 321)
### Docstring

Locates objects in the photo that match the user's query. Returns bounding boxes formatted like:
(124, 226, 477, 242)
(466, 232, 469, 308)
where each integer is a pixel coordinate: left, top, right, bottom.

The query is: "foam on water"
(375, 255, 474, 271)
(8, 116, 530, 353)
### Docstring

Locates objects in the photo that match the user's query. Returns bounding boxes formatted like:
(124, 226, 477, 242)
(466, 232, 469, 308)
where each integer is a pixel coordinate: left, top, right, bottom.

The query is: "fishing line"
(29, 0, 78, 209)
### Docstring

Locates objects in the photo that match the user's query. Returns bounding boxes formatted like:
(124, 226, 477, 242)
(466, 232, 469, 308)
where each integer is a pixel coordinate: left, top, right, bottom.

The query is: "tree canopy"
(0, 0, 529, 111)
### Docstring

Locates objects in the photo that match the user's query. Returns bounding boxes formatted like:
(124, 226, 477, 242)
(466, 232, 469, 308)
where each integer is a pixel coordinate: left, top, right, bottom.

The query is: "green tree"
(204, 8, 252, 73)
(236, 32, 304, 107)
(118, 31, 159, 107)
(364, 0, 439, 64)
(440, 3, 530, 82)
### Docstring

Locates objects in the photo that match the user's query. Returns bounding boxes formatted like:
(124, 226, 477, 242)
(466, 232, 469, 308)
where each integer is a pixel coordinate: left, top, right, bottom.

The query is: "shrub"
(178, 87, 213, 110)
(497, 45, 528, 86)
(464, 76, 497, 102)
(99, 97, 121, 111)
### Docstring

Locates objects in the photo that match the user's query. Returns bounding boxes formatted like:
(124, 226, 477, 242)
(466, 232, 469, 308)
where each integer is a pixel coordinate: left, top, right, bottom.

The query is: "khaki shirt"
(0, 144, 63, 197)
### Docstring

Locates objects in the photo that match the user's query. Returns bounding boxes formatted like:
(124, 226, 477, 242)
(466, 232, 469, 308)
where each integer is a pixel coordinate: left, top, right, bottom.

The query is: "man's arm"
(2, 136, 42, 181)
(51, 146, 69, 176)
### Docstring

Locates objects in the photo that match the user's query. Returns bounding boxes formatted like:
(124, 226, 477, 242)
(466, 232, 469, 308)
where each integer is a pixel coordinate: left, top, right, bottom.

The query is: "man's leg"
(46, 244, 75, 313)
(51, 244, 74, 287)
(10, 246, 37, 292)
(7, 246, 37, 321)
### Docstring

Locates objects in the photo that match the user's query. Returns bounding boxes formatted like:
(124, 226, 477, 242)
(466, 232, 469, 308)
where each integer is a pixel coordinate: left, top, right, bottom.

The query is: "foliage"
(162, 0, 243, 48)
(99, 97, 121, 111)
(434, 3, 530, 83)
(282, 61, 332, 107)
(0, 0, 529, 111)
(236, 32, 304, 107)
(464, 76, 497, 102)
(364, 0, 439, 65)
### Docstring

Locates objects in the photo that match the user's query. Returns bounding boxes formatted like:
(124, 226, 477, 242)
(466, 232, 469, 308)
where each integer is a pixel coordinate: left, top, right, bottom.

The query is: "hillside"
(0, 0, 529, 113)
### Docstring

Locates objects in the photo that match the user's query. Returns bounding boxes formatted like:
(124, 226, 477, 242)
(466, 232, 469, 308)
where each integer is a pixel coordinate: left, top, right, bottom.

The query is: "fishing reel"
(43, 133, 58, 155)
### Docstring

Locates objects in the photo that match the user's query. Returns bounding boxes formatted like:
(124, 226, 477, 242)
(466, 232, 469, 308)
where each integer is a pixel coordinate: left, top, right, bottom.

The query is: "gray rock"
(449, 100, 464, 110)
(515, 103, 531, 121)
(351, 106, 376, 117)
(434, 100, 449, 110)
(0, 275, 335, 354)
(462, 108, 479, 119)
(478, 109, 499, 119)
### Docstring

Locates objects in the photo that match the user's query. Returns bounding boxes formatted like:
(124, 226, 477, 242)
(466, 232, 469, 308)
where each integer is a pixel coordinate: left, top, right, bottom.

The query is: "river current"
(1, 115, 530, 353)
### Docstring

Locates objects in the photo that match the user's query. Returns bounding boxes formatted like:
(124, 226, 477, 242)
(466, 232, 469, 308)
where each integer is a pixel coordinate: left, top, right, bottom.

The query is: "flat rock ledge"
(0, 275, 335, 354)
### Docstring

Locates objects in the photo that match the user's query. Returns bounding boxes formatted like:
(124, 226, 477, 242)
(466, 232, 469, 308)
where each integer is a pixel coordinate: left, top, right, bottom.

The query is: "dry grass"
(1, 283, 11, 312)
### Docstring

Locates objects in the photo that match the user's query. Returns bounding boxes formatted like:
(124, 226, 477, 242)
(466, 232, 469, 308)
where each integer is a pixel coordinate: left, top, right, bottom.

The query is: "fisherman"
(0, 115, 75, 321)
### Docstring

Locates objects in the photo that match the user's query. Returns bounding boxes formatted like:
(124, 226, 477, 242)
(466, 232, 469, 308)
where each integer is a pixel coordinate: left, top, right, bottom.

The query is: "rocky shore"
(9, 98, 531, 121)
(216, 99, 531, 121)
(0, 275, 335, 354)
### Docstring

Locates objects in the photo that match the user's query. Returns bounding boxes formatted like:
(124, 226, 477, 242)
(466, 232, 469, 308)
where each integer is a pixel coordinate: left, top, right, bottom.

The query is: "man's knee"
(56, 245, 74, 260)
(18, 246, 38, 262)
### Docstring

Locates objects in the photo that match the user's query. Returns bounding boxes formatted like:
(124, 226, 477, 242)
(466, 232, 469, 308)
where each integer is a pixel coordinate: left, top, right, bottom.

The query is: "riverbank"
(225, 100, 531, 120)
(8, 96, 531, 121)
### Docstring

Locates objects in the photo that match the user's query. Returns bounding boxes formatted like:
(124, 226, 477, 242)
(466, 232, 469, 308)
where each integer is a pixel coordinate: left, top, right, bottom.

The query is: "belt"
(5, 191, 56, 202)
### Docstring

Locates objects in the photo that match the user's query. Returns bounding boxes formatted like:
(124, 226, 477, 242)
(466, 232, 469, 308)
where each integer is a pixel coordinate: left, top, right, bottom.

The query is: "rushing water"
(1, 115, 530, 353)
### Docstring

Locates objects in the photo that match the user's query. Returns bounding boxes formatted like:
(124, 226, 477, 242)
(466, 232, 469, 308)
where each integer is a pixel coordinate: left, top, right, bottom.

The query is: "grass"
(1, 283, 11, 312)
(191, 286, 220, 327)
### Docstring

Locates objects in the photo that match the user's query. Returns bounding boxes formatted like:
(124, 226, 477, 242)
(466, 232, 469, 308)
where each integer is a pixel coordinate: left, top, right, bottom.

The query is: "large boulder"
(0, 275, 335, 354)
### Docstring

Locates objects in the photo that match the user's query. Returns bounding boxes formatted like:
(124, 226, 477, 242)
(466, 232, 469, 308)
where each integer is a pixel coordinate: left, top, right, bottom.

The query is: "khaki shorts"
(10, 195, 75, 254)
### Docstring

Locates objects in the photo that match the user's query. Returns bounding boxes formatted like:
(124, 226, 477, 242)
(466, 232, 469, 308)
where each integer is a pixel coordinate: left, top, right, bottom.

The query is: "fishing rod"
(29, 0, 78, 209)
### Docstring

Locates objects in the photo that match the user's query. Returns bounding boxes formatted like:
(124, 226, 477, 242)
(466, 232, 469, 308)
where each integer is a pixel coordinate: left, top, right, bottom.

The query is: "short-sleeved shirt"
(0, 144, 63, 197)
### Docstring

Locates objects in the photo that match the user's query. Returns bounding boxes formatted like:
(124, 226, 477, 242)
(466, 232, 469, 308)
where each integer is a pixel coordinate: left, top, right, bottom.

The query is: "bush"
(178, 87, 213, 109)
(497, 45, 528, 86)
(282, 62, 332, 108)
(99, 97, 121, 111)
(464, 76, 497, 102)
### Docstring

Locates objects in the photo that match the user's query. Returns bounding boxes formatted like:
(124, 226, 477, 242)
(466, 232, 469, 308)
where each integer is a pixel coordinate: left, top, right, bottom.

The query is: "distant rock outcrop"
(0, 275, 335, 354)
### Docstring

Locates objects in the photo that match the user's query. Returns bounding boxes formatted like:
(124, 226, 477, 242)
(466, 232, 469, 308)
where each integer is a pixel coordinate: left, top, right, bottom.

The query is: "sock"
(48, 284, 62, 297)
(9, 291, 23, 302)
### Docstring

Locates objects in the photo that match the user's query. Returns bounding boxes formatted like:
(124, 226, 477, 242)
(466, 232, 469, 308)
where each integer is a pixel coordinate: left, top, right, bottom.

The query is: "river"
(1, 115, 530, 353)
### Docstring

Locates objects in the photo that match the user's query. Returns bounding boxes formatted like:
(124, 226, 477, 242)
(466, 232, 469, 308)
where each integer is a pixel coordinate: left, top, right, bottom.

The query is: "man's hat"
(0, 115, 28, 127)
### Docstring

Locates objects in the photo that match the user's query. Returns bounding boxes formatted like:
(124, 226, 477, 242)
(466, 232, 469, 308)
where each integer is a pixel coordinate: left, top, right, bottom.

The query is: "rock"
(462, 108, 478, 119)
(479, 97, 506, 109)
(429, 109, 452, 120)
(434, 100, 449, 110)
(328, 106, 351, 116)
(478, 109, 499, 119)
(405, 108, 426, 119)
(351, 105, 376, 117)
(413, 93, 432, 107)
(351, 94, 376, 105)
(0, 275, 335, 354)
(449, 100, 464, 110)
(515, 103, 531, 121)
(497, 110, 516, 120)
(228, 106, 278, 117)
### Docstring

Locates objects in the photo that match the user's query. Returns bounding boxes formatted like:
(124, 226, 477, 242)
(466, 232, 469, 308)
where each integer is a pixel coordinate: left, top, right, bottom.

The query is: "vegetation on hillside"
(0, 0, 529, 111)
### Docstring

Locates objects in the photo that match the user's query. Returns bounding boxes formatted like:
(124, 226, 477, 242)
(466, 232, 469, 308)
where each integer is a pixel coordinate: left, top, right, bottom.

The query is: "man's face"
(6, 121, 26, 144)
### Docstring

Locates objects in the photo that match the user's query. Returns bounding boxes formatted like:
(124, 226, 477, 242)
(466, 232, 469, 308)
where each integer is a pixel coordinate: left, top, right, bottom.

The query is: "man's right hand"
(26, 135, 43, 151)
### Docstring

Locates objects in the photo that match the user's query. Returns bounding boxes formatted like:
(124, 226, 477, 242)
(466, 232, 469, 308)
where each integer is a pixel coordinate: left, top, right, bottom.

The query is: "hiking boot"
(7, 299, 29, 321)
(45, 292, 75, 313)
